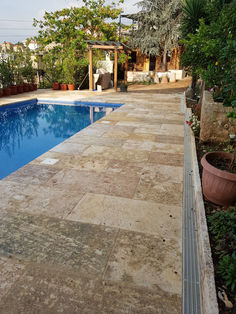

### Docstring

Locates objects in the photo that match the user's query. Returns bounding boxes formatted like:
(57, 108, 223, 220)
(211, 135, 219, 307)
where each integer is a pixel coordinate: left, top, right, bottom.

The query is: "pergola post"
(89, 46, 93, 91)
(114, 48, 118, 91)
(124, 54, 128, 84)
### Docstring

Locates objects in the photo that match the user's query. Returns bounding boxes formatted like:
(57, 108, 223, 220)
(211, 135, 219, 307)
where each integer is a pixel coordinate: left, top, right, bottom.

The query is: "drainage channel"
(182, 109, 202, 314)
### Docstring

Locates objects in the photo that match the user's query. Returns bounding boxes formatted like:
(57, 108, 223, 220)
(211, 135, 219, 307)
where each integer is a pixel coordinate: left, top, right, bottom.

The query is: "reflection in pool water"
(0, 102, 114, 180)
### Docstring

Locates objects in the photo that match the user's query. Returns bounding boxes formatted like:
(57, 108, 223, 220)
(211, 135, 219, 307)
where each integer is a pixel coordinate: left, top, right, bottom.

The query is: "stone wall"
(200, 91, 236, 142)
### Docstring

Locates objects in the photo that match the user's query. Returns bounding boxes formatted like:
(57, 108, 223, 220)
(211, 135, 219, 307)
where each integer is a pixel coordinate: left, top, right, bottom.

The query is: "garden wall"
(200, 91, 236, 142)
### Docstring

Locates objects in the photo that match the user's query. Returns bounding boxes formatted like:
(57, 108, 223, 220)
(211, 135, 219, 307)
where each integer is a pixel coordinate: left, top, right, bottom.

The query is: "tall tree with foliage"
(129, 0, 182, 71)
(180, 0, 207, 92)
(33, 0, 123, 86)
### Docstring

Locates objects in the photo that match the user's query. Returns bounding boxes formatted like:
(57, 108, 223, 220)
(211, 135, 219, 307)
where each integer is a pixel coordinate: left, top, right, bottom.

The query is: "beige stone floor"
(0, 80, 189, 313)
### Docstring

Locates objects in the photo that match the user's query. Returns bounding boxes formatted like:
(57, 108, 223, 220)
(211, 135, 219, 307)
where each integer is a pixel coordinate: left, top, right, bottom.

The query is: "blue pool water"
(0, 100, 120, 180)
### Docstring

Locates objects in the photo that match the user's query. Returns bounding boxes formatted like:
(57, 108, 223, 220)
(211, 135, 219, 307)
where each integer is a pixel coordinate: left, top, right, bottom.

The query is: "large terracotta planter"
(23, 84, 29, 92)
(201, 152, 236, 206)
(52, 82, 60, 90)
(60, 83, 67, 91)
(28, 84, 34, 91)
(33, 84, 37, 91)
(3, 87, 11, 96)
(17, 85, 24, 93)
(67, 84, 75, 91)
(0, 89, 3, 97)
(10, 85, 18, 95)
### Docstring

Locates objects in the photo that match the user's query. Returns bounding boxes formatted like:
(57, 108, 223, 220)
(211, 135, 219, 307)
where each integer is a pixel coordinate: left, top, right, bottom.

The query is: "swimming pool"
(0, 99, 121, 180)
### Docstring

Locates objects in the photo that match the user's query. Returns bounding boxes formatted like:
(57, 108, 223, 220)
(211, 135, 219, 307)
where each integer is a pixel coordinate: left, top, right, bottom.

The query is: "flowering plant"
(186, 114, 200, 136)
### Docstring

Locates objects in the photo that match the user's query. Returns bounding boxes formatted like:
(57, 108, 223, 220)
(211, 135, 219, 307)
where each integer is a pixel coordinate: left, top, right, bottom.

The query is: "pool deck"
(0, 80, 189, 313)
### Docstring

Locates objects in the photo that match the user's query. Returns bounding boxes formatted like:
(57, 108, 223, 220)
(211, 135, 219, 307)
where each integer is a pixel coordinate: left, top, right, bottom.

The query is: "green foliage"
(33, 0, 122, 52)
(207, 206, 236, 292)
(0, 56, 14, 88)
(20, 48, 36, 84)
(181, 0, 207, 36)
(33, 0, 122, 87)
(180, 0, 236, 107)
(129, 0, 182, 59)
(217, 253, 236, 292)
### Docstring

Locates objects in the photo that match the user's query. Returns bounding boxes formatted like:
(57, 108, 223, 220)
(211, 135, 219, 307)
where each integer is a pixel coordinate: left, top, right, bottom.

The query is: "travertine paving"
(0, 84, 187, 313)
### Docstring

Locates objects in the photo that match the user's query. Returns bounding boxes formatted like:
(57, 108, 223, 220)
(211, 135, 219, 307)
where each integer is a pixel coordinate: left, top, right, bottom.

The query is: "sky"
(0, 0, 138, 44)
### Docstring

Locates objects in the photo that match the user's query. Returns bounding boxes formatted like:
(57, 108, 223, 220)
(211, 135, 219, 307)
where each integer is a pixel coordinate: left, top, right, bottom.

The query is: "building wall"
(130, 47, 182, 72)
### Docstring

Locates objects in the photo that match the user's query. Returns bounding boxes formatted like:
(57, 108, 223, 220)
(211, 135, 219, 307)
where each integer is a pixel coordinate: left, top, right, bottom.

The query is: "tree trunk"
(191, 69, 197, 96)
(162, 52, 168, 71)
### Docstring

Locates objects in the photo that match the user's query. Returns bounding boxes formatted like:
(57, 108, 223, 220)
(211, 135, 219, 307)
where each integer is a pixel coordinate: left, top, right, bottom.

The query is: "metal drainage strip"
(182, 111, 202, 314)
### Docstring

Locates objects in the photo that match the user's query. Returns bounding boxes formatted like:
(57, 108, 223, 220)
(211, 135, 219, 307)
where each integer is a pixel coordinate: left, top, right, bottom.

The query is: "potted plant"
(120, 81, 128, 92)
(62, 49, 77, 91)
(0, 58, 13, 96)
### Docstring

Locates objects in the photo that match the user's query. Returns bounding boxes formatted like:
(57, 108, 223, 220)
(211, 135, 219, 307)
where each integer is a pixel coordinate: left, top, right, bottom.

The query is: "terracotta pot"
(23, 84, 29, 92)
(67, 84, 75, 91)
(0, 89, 3, 97)
(3, 87, 11, 96)
(60, 83, 67, 91)
(52, 82, 60, 90)
(201, 152, 236, 206)
(17, 84, 24, 93)
(28, 84, 34, 91)
(33, 84, 37, 91)
(10, 85, 18, 95)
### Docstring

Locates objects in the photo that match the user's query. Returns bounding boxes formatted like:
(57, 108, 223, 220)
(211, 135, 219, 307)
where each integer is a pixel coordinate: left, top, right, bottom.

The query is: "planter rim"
(201, 151, 236, 181)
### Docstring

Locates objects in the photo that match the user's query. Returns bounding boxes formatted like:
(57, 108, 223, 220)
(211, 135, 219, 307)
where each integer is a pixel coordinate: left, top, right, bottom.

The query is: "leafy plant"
(207, 206, 236, 292)
(217, 252, 236, 291)
(0, 58, 14, 88)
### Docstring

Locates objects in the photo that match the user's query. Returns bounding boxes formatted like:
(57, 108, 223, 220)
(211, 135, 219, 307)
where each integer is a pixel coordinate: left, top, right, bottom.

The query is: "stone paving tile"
(104, 229, 182, 296)
(0, 180, 83, 219)
(134, 181, 183, 206)
(46, 169, 140, 199)
(140, 164, 183, 184)
(160, 124, 184, 135)
(0, 256, 25, 301)
(66, 134, 125, 147)
(122, 140, 184, 154)
(0, 264, 103, 314)
(3, 164, 60, 185)
(82, 145, 150, 163)
(127, 132, 157, 142)
(32, 151, 110, 172)
(51, 142, 89, 154)
(0, 262, 181, 314)
(77, 126, 107, 137)
(103, 130, 131, 140)
(151, 142, 184, 154)
(67, 193, 181, 239)
(155, 134, 184, 145)
(102, 281, 182, 314)
(0, 211, 117, 275)
(106, 159, 144, 177)
(122, 140, 155, 151)
(149, 152, 184, 167)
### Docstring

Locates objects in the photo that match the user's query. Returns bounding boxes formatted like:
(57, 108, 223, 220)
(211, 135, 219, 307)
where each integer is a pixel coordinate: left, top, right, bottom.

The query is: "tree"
(33, 0, 123, 86)
(180, 0, 207, 92)
(129, 0, 182, 71)
(33, 0, 123, 52)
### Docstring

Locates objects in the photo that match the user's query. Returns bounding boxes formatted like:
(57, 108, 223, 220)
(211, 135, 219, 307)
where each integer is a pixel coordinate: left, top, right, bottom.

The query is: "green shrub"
(207, 206, 236, 293)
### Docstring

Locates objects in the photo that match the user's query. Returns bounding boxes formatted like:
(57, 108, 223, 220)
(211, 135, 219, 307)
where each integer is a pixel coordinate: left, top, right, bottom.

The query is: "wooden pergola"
(86, 41, 130, 91)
